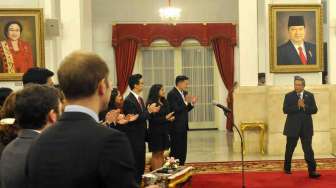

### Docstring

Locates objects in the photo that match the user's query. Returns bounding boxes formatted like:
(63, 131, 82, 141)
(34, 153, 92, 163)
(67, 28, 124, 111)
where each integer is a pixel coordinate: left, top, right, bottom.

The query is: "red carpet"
(188, 170, 336, 188)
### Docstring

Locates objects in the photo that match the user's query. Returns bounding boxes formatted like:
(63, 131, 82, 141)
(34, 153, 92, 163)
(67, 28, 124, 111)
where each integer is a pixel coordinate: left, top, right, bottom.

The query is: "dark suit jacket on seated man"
(277, 15, 316, 65)
(0, 85, 60, 188)
(282, 76, 320, 179)
(26, 51, 139, 188)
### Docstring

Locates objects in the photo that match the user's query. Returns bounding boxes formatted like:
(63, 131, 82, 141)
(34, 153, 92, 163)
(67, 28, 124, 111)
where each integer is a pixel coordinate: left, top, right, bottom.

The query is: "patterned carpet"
(185, 158, 336, 174)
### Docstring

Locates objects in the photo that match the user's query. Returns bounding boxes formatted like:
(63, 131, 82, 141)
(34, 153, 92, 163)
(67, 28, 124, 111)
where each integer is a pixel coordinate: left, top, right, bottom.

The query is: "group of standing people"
(99, 74, 197, 183)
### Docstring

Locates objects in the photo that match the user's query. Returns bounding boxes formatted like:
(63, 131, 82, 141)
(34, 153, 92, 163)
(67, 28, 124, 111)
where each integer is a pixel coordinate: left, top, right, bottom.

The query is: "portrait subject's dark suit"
(0, 129, 39, 188)
(122, 93, 150, 183)
(167, 88, 193, 165)
(283, 90, 318, 173)
(26, 112, 139, 188)
(277, 41, 316, 65)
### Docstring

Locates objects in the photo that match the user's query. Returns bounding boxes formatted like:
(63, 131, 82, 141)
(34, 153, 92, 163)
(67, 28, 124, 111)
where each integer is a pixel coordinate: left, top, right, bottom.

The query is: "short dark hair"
(128, 74, 142, 90)
(57, 51, 109, 100)
(15, 84, 60, 130)
(22, 67, 54, 85)
(0, 87, 13, 107)
(175, 75, 189, 85)
(4, 21, 23, 39)
(294, 76, 306, 86)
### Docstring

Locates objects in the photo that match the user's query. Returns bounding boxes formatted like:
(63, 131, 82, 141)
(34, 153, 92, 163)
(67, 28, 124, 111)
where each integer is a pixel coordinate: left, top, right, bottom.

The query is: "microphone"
(212, 100, 232, 113)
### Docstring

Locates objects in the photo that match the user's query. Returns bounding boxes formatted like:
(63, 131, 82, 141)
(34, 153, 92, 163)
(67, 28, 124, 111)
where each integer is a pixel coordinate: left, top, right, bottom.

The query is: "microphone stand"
(223, 111, 246, 188)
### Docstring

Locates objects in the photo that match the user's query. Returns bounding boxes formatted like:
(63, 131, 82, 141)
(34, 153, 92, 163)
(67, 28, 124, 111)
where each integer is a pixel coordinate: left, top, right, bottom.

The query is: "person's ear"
(98, 78, 107, 96)
(47, 109, 58, 124)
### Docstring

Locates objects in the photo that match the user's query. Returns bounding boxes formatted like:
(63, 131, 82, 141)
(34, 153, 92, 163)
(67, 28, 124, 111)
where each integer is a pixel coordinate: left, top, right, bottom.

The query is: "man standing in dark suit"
(167, 75, 196, 165)
(0, 85, 60, 188)
(26, 51, 139, 188)
(277, 16, 316, 65)
(283, 76, 320, 178)
(122, 74, 160, 183)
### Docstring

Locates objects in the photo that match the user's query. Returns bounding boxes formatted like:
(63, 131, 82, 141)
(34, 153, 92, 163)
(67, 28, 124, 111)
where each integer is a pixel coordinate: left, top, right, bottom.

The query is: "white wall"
(238, 0, 259, 86)
(327, 0, 336, 84)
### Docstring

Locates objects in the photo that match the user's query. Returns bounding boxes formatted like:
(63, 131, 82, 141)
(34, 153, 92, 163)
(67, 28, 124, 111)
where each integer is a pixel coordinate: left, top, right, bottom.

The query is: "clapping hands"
(104, 110, 139, 125)
(105, 109, 120, 125)
(185, 95, 197, 105)
(117, 114, 139, 125)
(125, 114, 139, 122)
(147, 103, 160, 113)
(165, 112, 175, 122)
(298, 99, 305, 108)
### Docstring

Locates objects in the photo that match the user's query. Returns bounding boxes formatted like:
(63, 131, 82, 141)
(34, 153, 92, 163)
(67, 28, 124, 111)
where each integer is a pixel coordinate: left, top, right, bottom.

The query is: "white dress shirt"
(130, 90, 140, 100)
(176, 87, 188, 105)
(291, 41, 307, 59)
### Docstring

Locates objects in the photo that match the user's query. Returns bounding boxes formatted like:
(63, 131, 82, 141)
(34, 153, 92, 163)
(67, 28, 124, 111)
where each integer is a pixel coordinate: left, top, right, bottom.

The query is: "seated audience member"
(99, 88, 138, 129)
(22, 67, 54, 87)
(0, 85, 60, 188)
(26, 51, 140, 188)
(0, 92, 19, 154)
(147, 84, 175, 170)
(0, 87, 13, 107)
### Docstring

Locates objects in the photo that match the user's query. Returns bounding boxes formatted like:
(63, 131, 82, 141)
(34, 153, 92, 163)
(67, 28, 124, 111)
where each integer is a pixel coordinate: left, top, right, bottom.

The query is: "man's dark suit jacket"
(283, 90, 318, 138)
(26, 112, 138, 188)
(277, 41, 316, 65)
(1, 129, 39, 188)
(121, 93, 150, 146)
(167, 88, 193, 132)
(121, 92, 150, 182)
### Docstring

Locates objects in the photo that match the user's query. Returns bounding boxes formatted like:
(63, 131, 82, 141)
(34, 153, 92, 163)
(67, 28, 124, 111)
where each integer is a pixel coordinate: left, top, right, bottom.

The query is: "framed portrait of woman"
(0, 9, 44, 81)
(269, 4, 323, 73)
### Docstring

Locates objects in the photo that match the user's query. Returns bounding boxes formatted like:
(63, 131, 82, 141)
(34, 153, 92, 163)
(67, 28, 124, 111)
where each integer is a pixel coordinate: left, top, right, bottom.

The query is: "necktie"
(138, 97, 145, 110)
(298, 47, 307, 65)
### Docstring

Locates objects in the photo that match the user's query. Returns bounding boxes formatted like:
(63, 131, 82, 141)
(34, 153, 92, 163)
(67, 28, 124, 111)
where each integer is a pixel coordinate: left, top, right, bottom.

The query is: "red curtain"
(114, 39, 138, 95)
(212, 38, 235, 131)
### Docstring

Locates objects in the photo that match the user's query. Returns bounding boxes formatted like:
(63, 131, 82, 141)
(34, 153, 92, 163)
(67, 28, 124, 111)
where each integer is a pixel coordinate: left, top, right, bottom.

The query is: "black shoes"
(284, 169, 321, 179)
(284, 168, 291, 174)
(309, 171, 321, 179)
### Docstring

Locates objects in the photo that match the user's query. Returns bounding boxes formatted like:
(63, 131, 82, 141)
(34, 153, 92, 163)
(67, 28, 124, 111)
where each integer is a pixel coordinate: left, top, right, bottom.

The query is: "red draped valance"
(112, 23, 236, 47)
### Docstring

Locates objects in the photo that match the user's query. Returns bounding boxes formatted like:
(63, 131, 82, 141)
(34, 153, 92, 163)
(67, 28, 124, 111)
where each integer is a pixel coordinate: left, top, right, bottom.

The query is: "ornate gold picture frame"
(0, 8, 44, 81)
(269, 4, 323, 73)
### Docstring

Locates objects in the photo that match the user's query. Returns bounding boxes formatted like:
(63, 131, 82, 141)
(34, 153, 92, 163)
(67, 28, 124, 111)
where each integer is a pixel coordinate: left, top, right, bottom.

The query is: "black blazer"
(122, 93, 150, 147)
(1, 129, 39, 188)
(167, 88, 193, 132)
(283, 90, 318, 138)
(277, 41, 316, 65)
(148, 100, 171, 133)
(26, 112, 138, 188)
